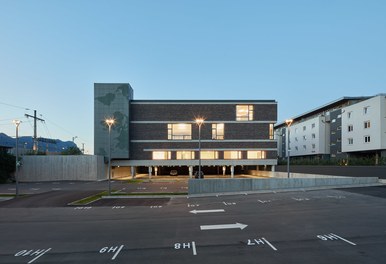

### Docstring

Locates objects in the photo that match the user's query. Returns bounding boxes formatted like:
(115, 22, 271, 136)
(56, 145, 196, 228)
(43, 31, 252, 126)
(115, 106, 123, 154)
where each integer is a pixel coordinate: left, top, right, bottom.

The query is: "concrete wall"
(18, 155, 106, 182)
(188, 176, 379, 195)
(275, 165, 386, 179)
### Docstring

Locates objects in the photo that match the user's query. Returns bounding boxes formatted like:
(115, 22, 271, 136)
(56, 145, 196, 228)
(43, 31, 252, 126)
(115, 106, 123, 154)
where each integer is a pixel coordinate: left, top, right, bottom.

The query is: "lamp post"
(105, 118, 115, 195)
(195, 118, 204, 179)
(13, 120, 21, 197)
(285, 119, 293, 178)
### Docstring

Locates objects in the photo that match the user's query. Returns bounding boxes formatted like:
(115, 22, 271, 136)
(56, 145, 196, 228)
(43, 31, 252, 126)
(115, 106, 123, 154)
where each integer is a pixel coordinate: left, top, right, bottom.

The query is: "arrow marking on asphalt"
(190, 209, 225, 214)
(200, 222, 248, 230)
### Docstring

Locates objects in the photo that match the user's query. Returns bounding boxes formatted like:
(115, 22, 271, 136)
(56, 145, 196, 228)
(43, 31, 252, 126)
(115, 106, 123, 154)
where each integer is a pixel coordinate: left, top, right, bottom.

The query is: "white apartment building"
(275, 94, 386, 161)
(342, 95, 386, 155)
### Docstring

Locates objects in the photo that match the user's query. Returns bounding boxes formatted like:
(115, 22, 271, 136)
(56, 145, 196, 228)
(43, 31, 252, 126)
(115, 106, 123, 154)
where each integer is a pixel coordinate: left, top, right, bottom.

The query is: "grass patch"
(126, 179, 144, 184)
(69, 191, 109, 205)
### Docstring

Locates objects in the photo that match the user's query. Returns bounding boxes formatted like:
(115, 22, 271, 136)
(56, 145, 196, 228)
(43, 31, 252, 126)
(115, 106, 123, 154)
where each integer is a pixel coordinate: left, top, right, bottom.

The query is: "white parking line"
(111, 245, 124, 260)
(28, 248, 51, 263)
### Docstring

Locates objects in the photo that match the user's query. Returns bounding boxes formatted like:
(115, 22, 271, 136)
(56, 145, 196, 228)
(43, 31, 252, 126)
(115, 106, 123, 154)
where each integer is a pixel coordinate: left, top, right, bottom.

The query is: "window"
(303, 145, 307, 150)
(303, 135, 307, 141)
(347, 112, 352, 119)
(312, 144, 316, 149)
(295, 146, 298, 151)
(152, 151, 171, 160)
(364, 106, 369, 115)
(224, 151, 242, 159)
(364, 121, 371, 129)
(247, 151, 266, 159)
(212, 123, 224, 140)
(176, 151, 195, 160)
(168, 123, 192, 140)
(295, 137, 298, 142)
(269, 124, 274, 139)
(236, 105, 253, 121)
(364, 136, 371, 143)
(200, 151, 218, 159)
(348, 138, 353, 145)
(295, 128, 298, 134)
(312, 133, 316, 139)
(348, 125, 353, 132)
(303, 126, 306, 131)
(312, 123, 315, 129)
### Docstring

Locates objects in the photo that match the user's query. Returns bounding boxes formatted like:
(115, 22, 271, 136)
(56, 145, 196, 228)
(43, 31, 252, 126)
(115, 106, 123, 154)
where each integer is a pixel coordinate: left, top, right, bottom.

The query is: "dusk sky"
(1, 0, 385, 154)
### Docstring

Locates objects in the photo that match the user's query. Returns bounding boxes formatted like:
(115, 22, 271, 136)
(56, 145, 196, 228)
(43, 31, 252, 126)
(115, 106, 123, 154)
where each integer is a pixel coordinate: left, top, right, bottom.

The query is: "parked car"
(170, 170, 178, 176)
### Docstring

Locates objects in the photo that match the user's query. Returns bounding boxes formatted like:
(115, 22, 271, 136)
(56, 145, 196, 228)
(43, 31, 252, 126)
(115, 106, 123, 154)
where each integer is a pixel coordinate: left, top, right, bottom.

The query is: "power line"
(0, 101, 30, 110)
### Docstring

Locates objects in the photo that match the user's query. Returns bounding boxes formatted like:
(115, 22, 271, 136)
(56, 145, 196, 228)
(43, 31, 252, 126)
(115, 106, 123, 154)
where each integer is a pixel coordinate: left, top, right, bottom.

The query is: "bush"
(0, 152, 15, 183)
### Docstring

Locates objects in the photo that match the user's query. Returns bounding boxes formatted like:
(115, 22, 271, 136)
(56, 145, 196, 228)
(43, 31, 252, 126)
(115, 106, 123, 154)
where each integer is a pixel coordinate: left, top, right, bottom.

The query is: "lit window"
(212, 123, 224, 140)
(348, 138, 353, 145)
(247, 151, 266, 159)
(269, 124, 274, 139)
(364, 136, 371, 143)
(348, 125, 353, 132)
(200, 151, 218, 159)
(236, 105, 253, 121)
(176, 151, 195, 160)
(364, 121, 370, 129)
(168, 123, 192, 140)
(224, 151, 242, 159)
(152, 151, 171, 160)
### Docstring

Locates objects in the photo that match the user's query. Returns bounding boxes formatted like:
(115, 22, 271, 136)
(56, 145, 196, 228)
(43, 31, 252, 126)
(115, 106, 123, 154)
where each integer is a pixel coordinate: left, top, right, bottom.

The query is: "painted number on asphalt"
(74, 207, 92, 210)
(292, 197, 310, 201)
(258, 200, 272, 204)
(188, 203, 200, 207)
(317, 233, 356, 246)
(174, 242, 197, 255)
(247, 238, 277, 251)
(100, 245, 124, 260)
(15, 248, 52, 263)
(150, 206, 163, 208)
(112, 206, 125, 209)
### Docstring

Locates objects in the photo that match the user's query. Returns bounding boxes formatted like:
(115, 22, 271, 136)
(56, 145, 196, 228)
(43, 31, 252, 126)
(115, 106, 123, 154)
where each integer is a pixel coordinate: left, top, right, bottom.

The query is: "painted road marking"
(137, 187, 147, 190)
(52, 188, 61, 191)
(247, 238, 277, 251)
(292, 197, 310, 201)
(112, 206, 125, 209)
(15, 248, 52, 263)
(174, 241, 197, 255)
(100, 245, 124, 260)
(74, 206, 92, 210)
(187, 203, 200, 207)
(223, 202, 236, 206)
(258, 200, 272, 204)
(317, 233, 356, 246)
(160, 187, 168, 190)
(200, 222, 247, 231)
(190, 209, 225, 214)
(150, 206, 163, 208)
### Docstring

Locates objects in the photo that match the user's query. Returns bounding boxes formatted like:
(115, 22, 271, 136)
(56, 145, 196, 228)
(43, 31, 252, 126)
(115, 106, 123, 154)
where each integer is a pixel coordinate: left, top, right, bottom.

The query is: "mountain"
(0, 133, 77, 153)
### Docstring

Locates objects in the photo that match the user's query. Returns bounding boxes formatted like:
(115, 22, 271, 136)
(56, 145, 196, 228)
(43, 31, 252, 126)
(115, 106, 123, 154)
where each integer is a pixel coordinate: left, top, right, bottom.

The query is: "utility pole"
(25, 110, 45, 153)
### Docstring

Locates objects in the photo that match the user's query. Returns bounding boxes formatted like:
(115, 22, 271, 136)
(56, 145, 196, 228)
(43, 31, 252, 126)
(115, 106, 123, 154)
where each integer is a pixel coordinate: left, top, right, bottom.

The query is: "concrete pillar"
(189, 166, 193, 178)
(148, 166, 152, 181)
(271, 165, 275, 172)
(130, 166, 136, 179)
(155, 166, 158, 176)
(222, 166, 226, 176)
(230, 165, 234, 178)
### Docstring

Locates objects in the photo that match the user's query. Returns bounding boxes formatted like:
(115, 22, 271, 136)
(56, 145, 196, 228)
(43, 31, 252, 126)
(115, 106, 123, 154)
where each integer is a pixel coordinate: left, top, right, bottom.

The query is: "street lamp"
(285, 119, 293, 178)
(13, 120, 21, 197)
(195, 118, 205, 179)
(105, 118, 115, 195)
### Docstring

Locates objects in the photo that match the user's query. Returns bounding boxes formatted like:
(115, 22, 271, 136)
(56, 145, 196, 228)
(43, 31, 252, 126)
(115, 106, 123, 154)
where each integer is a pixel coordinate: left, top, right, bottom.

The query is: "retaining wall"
(188, 176, 379, 195)
(18, 155, 106, 182)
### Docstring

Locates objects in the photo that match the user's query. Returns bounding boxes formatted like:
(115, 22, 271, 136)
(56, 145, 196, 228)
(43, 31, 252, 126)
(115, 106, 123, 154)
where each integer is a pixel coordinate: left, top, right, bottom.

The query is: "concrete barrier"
(18, 155, 106, 182)
(188, 176, 380, 195)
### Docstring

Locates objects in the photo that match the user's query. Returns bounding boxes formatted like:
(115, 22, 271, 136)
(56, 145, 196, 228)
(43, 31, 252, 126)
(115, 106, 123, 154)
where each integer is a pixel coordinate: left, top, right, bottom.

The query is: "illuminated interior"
(224, 151, 242, 159)
(152, 151, 171, 160)
(247, 150, 266, 159)
(168, 123, 192, 140)
(200, 151, 219, 159)
(176, 151, 195, 160)
(236, 105, 254, 121)
(212, 123, 224, 139)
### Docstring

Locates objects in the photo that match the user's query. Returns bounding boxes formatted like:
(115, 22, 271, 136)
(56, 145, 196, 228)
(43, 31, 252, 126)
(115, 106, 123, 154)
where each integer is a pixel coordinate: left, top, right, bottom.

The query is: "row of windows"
(152, 150, 267, 160)
(294, 133, 316, 142)
(168, 123, 274, 140)
(347, 136, 371, 145)
(347, 106, 370, 119)
(292, 144, 316, 151)
(294, 123, 316, 134)
(347, 121, 371, 132)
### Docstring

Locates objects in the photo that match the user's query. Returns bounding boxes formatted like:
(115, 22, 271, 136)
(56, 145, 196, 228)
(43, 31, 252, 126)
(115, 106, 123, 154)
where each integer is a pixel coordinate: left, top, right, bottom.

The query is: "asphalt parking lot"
(1, 181, 386, 263)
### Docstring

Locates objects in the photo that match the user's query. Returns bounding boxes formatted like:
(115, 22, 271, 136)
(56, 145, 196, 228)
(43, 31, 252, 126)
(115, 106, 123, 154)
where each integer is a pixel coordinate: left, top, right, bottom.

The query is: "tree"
(61, 146, 82, 155)
(0, 151, 15, 183)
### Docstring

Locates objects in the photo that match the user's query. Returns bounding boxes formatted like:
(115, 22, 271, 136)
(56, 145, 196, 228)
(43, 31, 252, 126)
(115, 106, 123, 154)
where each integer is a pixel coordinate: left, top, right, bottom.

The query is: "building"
(94, 83, 278, 177)
(275, 94, 386, 164)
